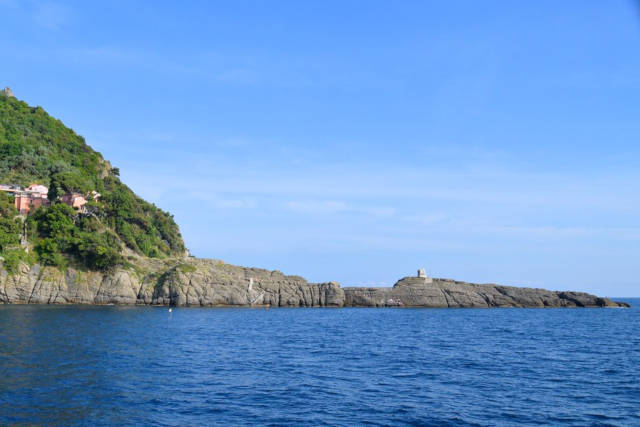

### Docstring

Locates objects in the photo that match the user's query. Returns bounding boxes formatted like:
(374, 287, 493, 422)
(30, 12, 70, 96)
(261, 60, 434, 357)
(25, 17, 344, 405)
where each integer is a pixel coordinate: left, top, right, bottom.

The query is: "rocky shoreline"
(0, 259, 630, 308)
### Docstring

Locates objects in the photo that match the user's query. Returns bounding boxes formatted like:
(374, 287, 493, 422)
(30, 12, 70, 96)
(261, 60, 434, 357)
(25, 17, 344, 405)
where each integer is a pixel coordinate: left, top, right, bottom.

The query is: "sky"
(1, 0, 639, 296)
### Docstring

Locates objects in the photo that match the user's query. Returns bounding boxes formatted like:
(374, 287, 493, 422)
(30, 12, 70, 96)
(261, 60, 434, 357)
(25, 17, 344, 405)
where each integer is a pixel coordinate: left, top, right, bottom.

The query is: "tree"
(31, 203, 76, 239)
(34, 238, 65, 266)
(0, 217, 21, 251)
(48, 171, 90, 201)
(1, 94, 186, 268)
(76, 232, 123, 270)
(0, 192, 20, 252)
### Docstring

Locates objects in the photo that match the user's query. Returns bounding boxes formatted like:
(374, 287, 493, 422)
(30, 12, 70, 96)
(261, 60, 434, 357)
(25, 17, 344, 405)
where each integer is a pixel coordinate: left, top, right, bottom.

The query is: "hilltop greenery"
(0, 92, 185, 271)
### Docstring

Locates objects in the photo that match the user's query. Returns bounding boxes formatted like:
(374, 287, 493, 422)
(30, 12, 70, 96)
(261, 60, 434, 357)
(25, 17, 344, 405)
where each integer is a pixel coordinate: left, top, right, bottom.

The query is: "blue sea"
(0, 300, 638, 426)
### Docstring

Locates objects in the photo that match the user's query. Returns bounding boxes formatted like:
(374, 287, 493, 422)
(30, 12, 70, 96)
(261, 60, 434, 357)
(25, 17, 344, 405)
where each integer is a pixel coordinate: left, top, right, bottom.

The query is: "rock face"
(0, 260, 344, 307)
(343, 276, 629, 308)
(0, 260, 629, 308)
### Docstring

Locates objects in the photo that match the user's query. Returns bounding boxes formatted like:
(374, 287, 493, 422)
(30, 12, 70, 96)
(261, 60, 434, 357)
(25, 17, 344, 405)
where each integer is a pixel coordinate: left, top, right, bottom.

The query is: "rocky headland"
(0, 259, 629, 308)
(0, 91, 629, 310)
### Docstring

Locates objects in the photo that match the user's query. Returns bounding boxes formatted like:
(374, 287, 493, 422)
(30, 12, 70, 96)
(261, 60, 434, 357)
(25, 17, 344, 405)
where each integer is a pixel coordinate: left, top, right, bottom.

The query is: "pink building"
(1, 183, 102, 214)
(13, 192, 48, 215)
(14, 193, 31, 215)
(61, 193, 87, 210)
(1, 183, 49, 215)
(26, 184, 48, 196)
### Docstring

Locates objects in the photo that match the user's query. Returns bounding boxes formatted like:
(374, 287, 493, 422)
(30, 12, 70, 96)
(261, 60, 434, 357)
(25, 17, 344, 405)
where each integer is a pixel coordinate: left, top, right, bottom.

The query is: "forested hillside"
(0, 91, 185, 271)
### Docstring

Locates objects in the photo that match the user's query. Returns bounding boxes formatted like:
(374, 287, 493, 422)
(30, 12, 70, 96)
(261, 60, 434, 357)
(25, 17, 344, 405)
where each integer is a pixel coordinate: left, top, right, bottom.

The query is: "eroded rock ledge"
(0, 259, 630, 308)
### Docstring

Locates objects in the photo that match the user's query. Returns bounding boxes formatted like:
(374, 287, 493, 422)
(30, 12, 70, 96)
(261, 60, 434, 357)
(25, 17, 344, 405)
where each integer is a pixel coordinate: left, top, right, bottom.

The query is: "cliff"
(0, 259, 344, 307)
(0, 260, 629, 308)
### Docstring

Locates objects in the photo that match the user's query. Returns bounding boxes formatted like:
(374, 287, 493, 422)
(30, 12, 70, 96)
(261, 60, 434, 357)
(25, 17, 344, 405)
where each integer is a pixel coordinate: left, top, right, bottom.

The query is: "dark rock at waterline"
(343, 276, 630, 308)
(0, 260, 629, 308)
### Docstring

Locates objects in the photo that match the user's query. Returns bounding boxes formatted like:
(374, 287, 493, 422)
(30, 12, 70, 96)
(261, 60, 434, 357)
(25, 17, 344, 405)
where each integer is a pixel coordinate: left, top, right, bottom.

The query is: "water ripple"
(0, 301, 638, 425)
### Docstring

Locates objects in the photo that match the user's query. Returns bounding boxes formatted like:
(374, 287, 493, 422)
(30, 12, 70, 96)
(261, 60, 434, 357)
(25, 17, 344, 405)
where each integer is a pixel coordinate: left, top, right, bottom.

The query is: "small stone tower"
(417, 268, 433, 284)
(2, 87, 14, 97)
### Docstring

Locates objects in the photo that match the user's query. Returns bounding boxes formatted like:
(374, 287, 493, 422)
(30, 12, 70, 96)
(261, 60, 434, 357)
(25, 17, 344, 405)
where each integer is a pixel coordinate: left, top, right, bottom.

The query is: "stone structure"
(417, 267, 433, 284)
(1, 87, 14, 97)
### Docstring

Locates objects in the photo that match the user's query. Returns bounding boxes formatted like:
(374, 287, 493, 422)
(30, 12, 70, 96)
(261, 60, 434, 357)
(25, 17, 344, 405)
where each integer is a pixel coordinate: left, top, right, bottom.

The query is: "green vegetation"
(177, 263, 196, 273)
(0, 249, 36, 274)
(0, 191, 20, 252)
(0, 96, 104, 191)
(0, 91, 185, 271)
(26, 203, 122, 270)
(0, 191, 35, 273)
(101, 177, 184, 257)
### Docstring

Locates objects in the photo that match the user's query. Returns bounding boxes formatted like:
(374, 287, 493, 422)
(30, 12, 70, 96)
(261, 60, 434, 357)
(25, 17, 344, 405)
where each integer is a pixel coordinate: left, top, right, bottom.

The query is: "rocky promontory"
(0, 259, 629, 308)
(1, 92, 629, 309)
(343, 276, 629, 308)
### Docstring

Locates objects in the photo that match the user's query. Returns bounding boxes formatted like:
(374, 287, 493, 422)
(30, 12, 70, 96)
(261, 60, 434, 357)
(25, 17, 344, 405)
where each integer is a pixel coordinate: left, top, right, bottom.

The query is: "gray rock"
(343, 276, 630, 308)
(0, 261, 630, 308)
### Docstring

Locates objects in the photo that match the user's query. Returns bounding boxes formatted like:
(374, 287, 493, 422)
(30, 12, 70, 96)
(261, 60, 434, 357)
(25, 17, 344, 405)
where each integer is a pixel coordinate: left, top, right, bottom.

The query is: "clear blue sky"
(2, 0, 639, 296)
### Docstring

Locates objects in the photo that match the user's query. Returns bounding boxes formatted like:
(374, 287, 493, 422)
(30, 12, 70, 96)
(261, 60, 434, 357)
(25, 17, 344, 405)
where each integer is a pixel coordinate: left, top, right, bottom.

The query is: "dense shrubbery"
(0, 191, 31, 273)
(101, 177, 184, 257)
(27, 203, 123, 270)
(0, 91, 185, 271)
(0, 249, 36, 273)
(0, 191, 21, 252)
(0, 97, 103, 189)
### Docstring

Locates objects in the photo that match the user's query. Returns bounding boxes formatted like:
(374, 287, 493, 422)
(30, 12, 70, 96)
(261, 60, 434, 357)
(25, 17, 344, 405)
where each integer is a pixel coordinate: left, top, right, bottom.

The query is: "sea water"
(0, 300, 638, 425)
